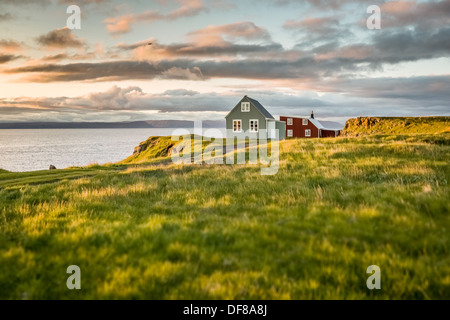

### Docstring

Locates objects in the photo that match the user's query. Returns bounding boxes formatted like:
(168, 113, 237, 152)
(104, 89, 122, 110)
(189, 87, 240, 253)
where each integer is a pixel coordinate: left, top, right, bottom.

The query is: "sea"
(0, 128, 225, 172)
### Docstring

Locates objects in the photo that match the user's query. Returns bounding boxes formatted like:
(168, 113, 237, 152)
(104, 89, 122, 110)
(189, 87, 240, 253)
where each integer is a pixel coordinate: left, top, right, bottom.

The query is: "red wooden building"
(280, 112, 341, 138)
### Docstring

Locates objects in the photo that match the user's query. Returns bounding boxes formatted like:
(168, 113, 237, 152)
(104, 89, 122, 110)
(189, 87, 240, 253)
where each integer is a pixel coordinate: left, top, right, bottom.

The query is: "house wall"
(276, 121, 286, 140)
(280, 116, 319, 138)
(322, 130, 340, 138)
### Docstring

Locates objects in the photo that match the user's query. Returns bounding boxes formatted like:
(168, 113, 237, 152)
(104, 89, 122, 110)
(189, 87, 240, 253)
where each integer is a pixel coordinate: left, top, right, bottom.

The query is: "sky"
(0, 0, 449, 123)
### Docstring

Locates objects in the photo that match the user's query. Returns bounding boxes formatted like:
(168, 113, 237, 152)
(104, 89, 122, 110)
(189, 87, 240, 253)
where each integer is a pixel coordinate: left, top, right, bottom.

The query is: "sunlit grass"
(0, 134, 449, 299)
(343, 117, 450, 136)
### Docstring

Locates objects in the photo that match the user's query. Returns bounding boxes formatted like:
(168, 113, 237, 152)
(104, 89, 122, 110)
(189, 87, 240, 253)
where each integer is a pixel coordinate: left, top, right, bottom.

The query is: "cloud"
(39, 53, 70, 61)
(76, 86, 145, 110)
(0, 54, 23, 64)
(57, 0, 107, 4)
(168, 0, 207, 19)
(6, 18, 450, 83)
(104, 12, 162, 35)
(268, 0, 381, 9)
(187, 21, 272, 45)
(0, 0, 105, 5)
(115, 22, 279, 61)
(368, 27, 450, 64)
(316, 75, 450, 101)
(161, 89, 200, 96)
(104, 0, 208, 35)
(36, 27, 85, 49)
(4, 60, 208, 82)
(127, 41, 284, 60)
(381, 0, 450, 29)
(283, 16, 340, 34)
(0, 13, 13, 22)
(0, 0, 49, 5)
(160, 66, 205, 80)
(1, 80, 448, 124)
(115, 39, 154, 51)
(1, 58, 299, 82)
(0, 39, 24, 52)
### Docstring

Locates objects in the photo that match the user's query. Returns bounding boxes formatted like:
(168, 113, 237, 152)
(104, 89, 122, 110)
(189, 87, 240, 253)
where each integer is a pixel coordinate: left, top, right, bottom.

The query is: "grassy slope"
(120, 136, 176, 164)
(120, 135, 226, 165)
(343, 116, 450, 136)
(0, 134, 449, 299)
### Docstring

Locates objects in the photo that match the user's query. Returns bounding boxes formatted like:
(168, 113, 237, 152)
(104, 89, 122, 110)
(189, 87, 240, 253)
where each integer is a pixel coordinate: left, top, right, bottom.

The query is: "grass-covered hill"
(0, 133, 449, 299)
(120, 134, 227, 165)
(342, 116, 450, 136)
(121, 136, 176, 164)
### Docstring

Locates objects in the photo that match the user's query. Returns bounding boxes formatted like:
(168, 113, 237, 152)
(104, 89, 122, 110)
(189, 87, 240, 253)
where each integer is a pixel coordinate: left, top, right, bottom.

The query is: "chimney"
(311, 110, 314, 119)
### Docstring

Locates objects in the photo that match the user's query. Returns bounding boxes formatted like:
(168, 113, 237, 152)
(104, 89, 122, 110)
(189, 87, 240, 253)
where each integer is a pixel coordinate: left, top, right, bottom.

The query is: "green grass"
(343, 116, 450, 136)
(120, 136, 176, 164)
(0, 133, 449, 299)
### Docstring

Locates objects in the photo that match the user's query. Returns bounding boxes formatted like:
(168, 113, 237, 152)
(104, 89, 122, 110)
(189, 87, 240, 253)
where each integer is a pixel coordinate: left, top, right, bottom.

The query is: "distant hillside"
(0, 120, 225, 129)
(342, 117, 450, 136)
(0, 169, 9, 173)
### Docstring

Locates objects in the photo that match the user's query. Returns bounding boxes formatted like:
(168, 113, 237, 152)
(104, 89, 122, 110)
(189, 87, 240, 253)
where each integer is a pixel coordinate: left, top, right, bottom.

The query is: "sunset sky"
(0, 0, 449, 123)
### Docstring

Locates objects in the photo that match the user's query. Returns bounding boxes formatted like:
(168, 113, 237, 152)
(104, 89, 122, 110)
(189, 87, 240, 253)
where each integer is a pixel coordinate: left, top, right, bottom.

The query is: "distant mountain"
(0, 120, 226, 129)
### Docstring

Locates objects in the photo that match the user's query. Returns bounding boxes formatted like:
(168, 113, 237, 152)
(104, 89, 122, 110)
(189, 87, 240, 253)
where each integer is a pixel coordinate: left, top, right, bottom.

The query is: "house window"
(287, 129, 293, 137)
(249, 119, 259, 132)
(305, 129, 311, 137)
(233, 120, 242, 132)
(302, 118, 308, 125)
(287, 118, 293, 125)
(241, 102, 250, 112)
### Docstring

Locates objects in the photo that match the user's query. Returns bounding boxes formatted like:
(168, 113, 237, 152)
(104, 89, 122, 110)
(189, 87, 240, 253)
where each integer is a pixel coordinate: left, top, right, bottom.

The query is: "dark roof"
(247, 97, 274, 119)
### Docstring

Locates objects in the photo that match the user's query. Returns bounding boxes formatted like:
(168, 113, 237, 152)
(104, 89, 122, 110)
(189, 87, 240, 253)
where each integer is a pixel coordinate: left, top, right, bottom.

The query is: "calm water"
(0, 128, 225, 172)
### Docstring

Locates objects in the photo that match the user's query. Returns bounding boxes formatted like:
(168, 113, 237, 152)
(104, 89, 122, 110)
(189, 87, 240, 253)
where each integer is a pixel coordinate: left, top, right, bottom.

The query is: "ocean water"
(0, 128, 225, 172)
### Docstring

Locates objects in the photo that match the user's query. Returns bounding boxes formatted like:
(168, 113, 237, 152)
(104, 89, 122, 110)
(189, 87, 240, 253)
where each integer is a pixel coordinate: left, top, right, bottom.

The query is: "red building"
(280, 112, 341, 138)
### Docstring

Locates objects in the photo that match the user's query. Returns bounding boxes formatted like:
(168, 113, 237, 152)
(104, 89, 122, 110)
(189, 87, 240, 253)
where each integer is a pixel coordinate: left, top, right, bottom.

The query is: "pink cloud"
(380, 0, 450, 28)
(187, 21, 272, 46)
(0, 40, 25, 53)
(104, 0, 207, 35)
(382, 0, 416, 14)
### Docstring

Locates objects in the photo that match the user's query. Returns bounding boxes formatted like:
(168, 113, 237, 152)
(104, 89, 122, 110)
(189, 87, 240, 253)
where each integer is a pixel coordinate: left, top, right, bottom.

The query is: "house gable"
(225, 96, 276, 133)
(225, 96, 275, 120)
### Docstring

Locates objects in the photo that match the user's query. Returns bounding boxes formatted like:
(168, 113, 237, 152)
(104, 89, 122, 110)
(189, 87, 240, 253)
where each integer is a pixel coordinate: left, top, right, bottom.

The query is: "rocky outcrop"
(133, 145, 145, 155)
(49, 165, 57, 170)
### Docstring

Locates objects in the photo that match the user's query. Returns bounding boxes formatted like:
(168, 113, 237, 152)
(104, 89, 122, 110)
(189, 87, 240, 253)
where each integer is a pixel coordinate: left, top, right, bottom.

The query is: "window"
(287, 129, 293, 137)
(305, 129, 311, 137)
(302, 118, 308, 126)
(241, 102, 250, 112)
(249, 119, 259, 132)
(233, 120, 242, 132)
(287, 118, 293, 125)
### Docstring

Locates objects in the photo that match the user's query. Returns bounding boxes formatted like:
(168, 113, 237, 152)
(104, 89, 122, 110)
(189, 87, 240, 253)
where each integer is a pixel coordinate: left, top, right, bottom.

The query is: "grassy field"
(343, 116, 450, 136)
(0, 133, 449, 299)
